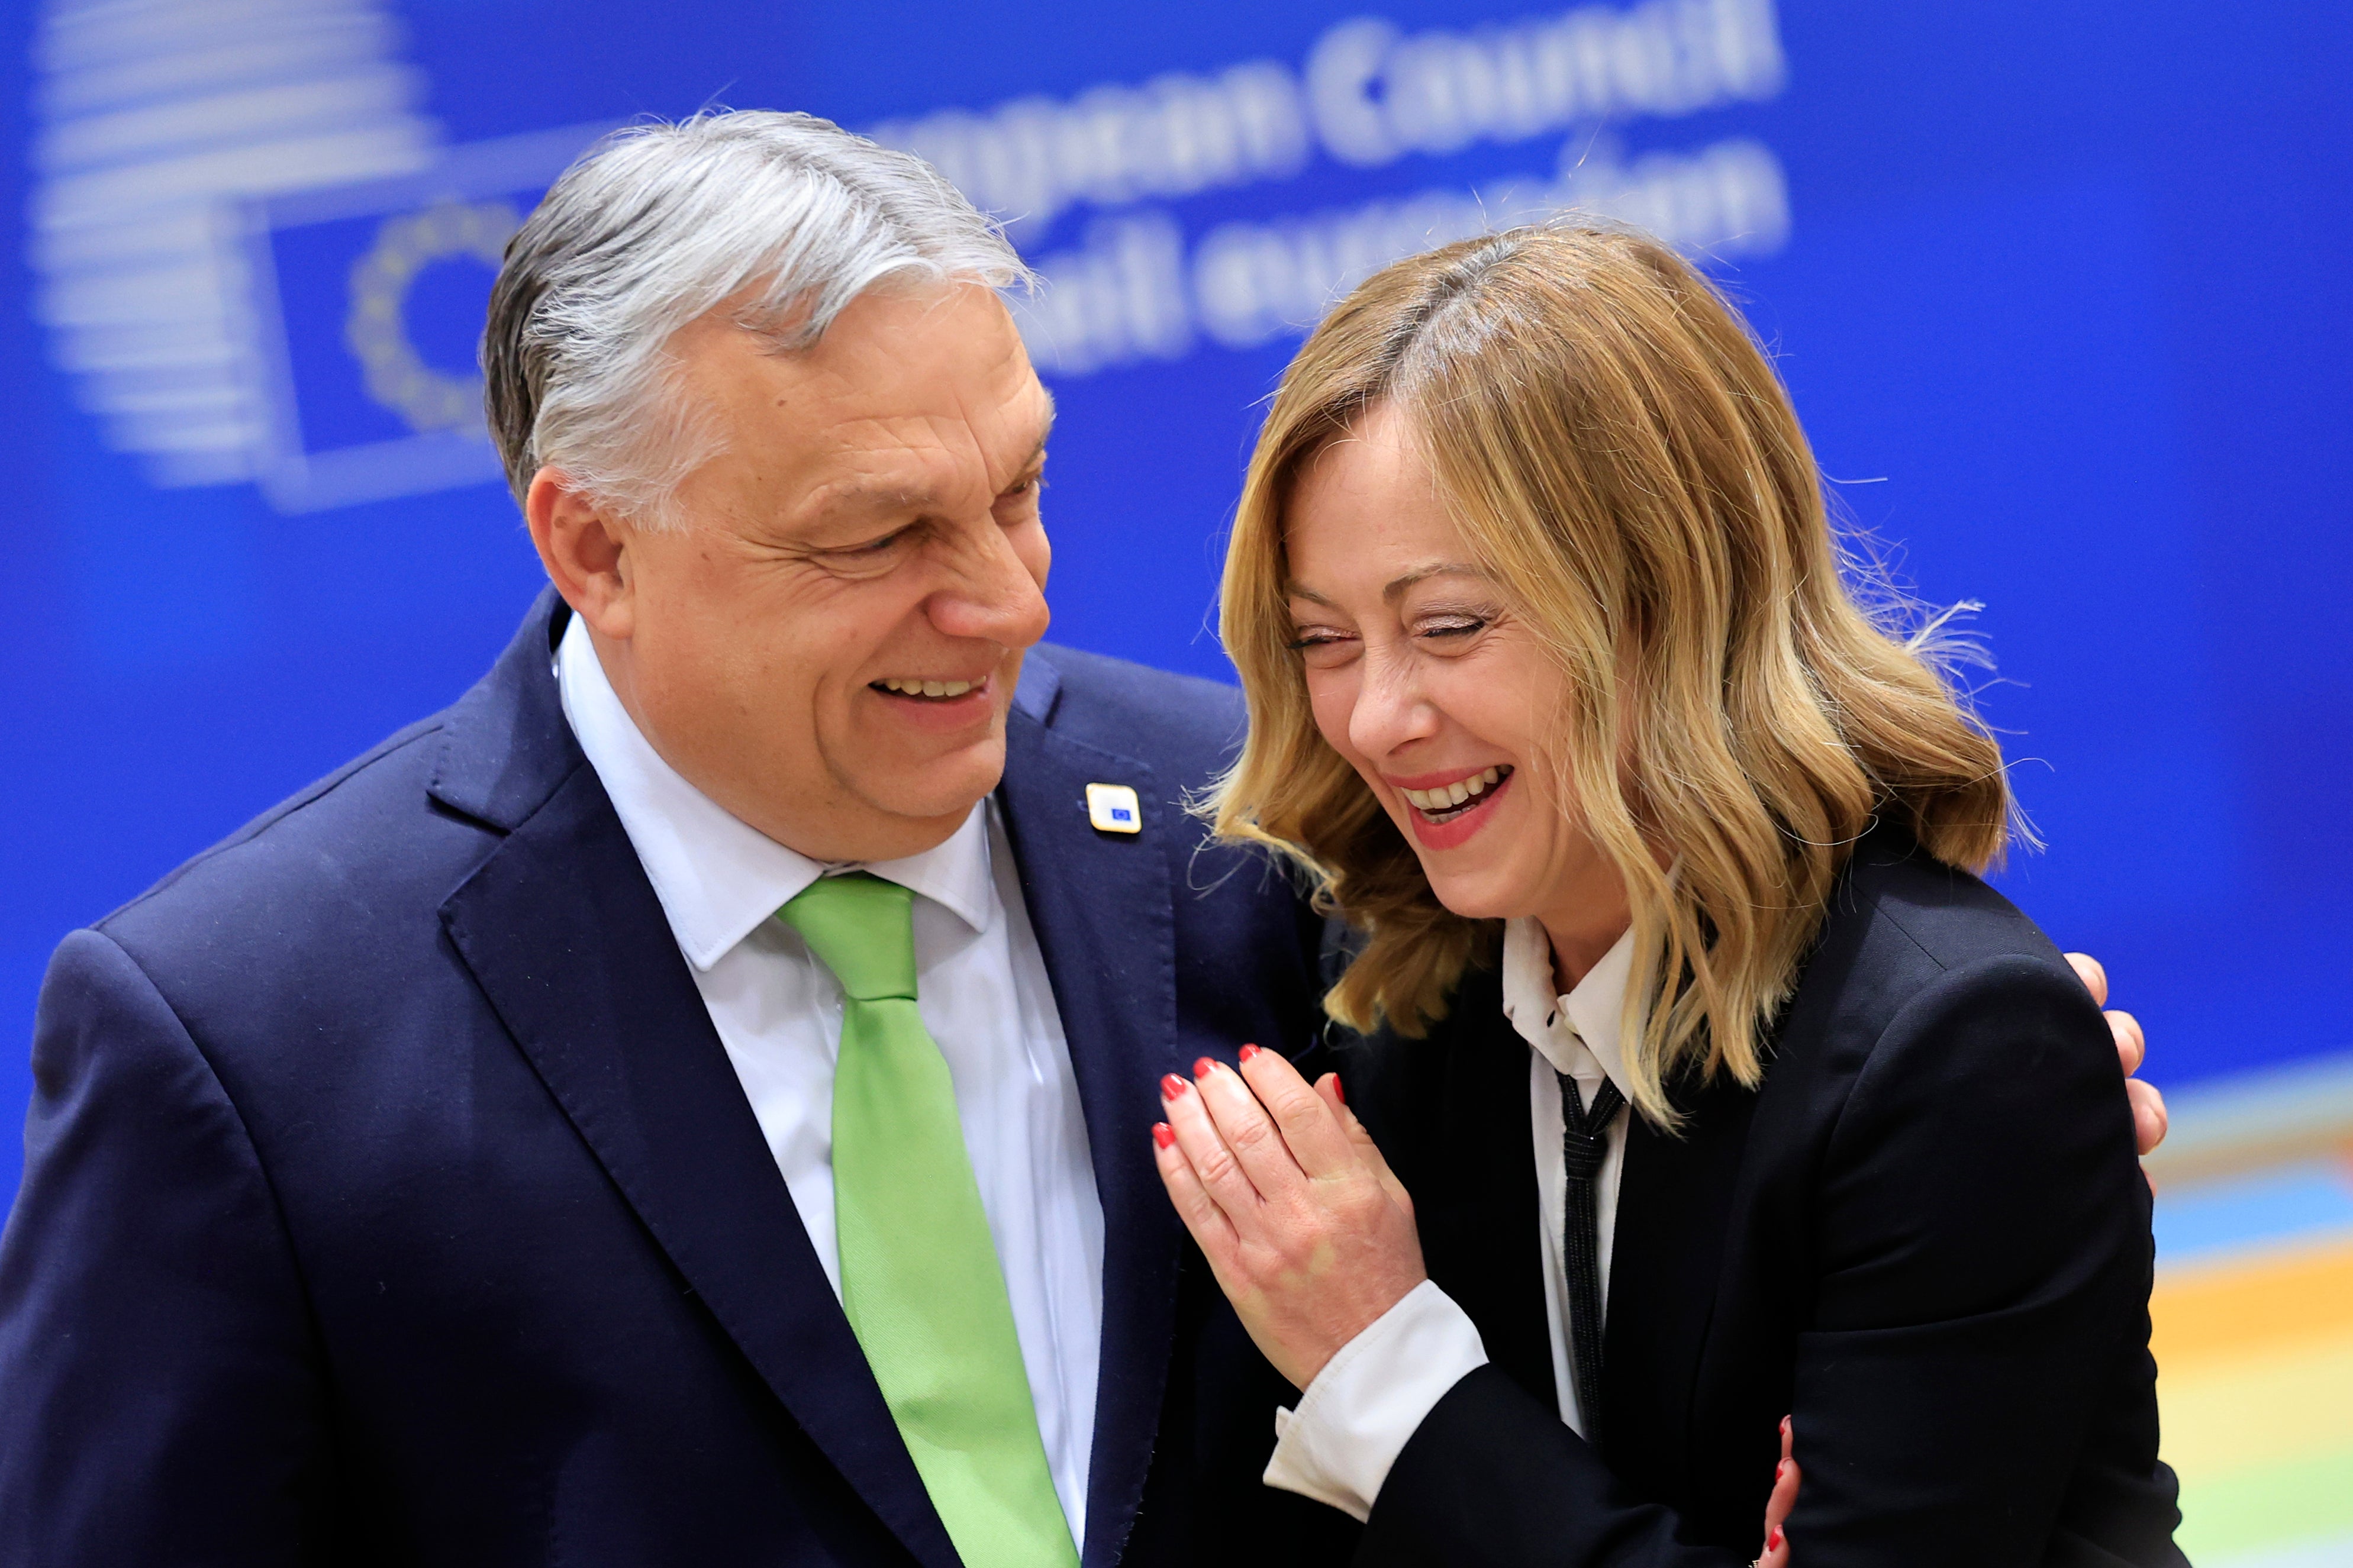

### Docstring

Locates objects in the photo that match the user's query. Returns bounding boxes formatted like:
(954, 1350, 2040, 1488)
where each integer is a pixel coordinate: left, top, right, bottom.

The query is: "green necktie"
(779, 873, 1079, 1568)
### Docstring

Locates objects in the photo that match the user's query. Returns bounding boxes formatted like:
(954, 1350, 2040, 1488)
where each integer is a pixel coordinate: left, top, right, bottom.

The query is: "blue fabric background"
(3, 0, 2347, 1202)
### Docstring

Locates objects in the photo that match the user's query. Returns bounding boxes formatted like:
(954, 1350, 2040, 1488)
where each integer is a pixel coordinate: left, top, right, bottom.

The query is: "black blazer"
(0, 591, 1350, 1567)
(1327, 828, 2186, 1568)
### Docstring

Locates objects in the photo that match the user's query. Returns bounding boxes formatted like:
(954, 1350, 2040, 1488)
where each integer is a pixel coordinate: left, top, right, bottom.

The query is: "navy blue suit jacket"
(0, 593, 1352, 1566)
(1328, 828, 2183, 1567)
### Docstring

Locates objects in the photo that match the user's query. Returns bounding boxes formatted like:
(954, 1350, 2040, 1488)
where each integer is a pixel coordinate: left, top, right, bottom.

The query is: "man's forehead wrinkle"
(800, 451, 955, 523)
(940, 375, 1053, 493)
(813, 413, 975, 478)
(802, 475, 933, 521)
(766, 333, 1052, 535)
(1014, 380, 1056, 464)
(790, 414, 1001, 528)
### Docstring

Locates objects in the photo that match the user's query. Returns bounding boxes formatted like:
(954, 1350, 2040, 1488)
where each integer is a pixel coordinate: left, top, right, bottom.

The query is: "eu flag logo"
(1085, 783, 1145, 835)
(240, 125, 611, 512)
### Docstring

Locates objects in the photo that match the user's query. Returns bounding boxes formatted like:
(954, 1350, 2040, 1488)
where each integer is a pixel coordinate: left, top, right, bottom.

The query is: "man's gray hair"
(483, 109, 1030, 525)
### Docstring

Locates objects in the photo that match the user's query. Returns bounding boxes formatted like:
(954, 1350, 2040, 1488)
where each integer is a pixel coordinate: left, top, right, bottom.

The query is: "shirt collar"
(555, 612, 994, 971)
(1500, 916, 1636, 1100)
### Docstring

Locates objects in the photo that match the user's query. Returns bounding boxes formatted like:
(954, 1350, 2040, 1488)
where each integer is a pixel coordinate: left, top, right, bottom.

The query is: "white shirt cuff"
(1260, 1279, 1491, 1522)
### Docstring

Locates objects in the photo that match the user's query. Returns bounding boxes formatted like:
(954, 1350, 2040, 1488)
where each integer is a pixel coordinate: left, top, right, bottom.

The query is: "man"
(0, 111, 1333, 1567)
(0, 112, 2162, 1565)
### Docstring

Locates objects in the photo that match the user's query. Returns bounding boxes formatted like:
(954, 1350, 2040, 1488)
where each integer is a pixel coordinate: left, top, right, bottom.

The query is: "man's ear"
(526, 468, 634, 640)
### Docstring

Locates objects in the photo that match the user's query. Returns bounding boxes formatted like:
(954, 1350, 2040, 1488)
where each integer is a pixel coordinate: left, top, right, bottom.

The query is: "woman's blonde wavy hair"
(1211, 222, 2021, 1126)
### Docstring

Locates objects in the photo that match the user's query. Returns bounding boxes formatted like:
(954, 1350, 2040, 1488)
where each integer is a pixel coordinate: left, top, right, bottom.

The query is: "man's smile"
(873, 676, 981, 699)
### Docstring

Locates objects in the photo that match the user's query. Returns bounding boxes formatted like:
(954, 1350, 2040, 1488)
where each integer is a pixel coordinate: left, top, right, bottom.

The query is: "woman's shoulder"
(1779, 822, 2114, 1117)
(1832, 822, 2065, 973)
(1778, 828, 2148, 1354)
(1801, 821, 2077, 1010)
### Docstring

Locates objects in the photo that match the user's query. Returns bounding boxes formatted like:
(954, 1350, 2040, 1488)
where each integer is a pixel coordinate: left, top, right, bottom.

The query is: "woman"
(1150, 224, 2185, 1566)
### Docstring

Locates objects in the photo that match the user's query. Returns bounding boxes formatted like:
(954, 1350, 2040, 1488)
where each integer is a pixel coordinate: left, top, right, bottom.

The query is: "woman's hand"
(1757, 1415, 1798, 1566)
(1152, 1046, 1426, 1389)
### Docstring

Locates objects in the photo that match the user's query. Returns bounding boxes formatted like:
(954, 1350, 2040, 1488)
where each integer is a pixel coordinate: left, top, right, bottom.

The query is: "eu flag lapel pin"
(1085, 782, 1143, 834)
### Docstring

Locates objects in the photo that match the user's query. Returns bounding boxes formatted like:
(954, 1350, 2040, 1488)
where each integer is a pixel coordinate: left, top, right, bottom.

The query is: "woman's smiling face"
(1282, 401, 1622, 940)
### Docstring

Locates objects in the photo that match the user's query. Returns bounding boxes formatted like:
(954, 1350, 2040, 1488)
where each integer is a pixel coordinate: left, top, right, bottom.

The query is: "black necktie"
(1557, 1067, 1624, 1447)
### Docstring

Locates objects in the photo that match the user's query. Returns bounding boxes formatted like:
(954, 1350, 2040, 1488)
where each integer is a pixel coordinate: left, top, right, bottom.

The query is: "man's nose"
(927, 520, 1051, 651)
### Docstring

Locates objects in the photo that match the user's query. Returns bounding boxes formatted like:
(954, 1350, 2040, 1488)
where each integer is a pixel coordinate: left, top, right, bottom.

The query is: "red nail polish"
(1194, 1057, 1216, 1079)
(1775, 1460, 1787, 1482)
(1239, 1043, 1261, 1063)
(1152, 1122, 1176, 1150)
(1161, 1073, 1188, 1099)
(1332, 1074, 1346, 1106)
(1768, 1527, 1783, 1553)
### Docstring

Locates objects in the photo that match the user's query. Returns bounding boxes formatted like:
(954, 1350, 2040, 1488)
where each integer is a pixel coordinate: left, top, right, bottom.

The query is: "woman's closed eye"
(1287, 624, 1359, 661)
(1413, 611, 1491, 647)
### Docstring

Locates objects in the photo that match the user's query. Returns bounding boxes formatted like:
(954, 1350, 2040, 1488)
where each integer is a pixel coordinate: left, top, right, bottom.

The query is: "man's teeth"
(1400, 766, 1507, 812)
(878, 677, 975, 698)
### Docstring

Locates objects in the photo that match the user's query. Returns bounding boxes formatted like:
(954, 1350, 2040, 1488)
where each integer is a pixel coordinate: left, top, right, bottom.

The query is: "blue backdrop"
(4, 0, 2349, 1202)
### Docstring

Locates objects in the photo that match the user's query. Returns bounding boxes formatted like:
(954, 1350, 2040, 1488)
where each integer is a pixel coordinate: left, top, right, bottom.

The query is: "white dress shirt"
(555, 615, 1104, 1543)
(1263, 919, 1636, 1521)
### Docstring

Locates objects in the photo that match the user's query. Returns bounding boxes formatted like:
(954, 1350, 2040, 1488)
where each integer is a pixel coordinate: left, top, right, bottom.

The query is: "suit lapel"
(434, 600, 960, 1568)
(994, 695, 1181, 1568)
(1604, 1071, 1757, 1492)
(1393, 970, 1562, 1412)
(1423, 973, 1559, 1411)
